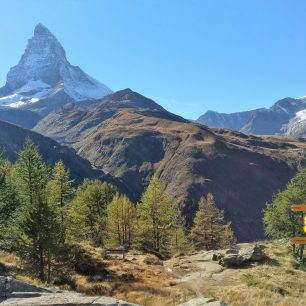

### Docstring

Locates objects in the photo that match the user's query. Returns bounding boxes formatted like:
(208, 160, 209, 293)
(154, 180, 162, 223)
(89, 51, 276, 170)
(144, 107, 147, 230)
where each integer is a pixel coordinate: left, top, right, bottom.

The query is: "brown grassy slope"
(202, 241, 306, 306)
(1, 241, 306, 306)
(0, 245, 193, 306)
(74, 109, 306, 241)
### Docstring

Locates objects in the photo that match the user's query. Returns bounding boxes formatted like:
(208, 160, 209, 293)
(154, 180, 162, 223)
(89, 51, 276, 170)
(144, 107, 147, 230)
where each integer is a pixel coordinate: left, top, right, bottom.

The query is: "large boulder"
(220, 254, 244, 267)
(220, 245, 267, 267)
(239, 245, 266, 262)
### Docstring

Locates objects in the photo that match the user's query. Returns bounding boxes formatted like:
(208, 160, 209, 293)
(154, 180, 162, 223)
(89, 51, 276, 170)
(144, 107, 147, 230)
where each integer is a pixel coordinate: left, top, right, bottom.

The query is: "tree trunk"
(47, 252, 51, 284)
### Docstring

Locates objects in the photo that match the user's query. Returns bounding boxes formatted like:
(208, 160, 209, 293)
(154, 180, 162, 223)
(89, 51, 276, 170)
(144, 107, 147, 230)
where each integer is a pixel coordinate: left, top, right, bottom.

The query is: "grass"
(0, 245, 192, 306)
(1, 240, 305, 305)
(201, 240, 306, 306)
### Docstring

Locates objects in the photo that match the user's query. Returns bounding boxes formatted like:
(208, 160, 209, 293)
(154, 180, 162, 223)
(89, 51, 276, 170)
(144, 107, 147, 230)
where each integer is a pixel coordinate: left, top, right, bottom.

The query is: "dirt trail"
(164, 250, 236, 298)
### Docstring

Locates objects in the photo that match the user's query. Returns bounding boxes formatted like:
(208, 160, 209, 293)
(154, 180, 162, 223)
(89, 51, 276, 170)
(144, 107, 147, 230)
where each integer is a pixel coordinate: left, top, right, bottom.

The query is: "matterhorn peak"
(34, 23, 53, 36)
(0, 24, 112, 113)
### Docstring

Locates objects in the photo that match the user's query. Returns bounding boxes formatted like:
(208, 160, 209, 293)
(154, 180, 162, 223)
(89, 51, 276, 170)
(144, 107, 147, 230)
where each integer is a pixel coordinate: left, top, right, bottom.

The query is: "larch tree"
(11, 138, 61, 282)
(105, 193, 137, 248)
(189, 193, 235, 250)
(47, 160, 74, 240)
(168, 208, 192, 255)
(137, 175, 177, 253)
(67, 179, 116, 246)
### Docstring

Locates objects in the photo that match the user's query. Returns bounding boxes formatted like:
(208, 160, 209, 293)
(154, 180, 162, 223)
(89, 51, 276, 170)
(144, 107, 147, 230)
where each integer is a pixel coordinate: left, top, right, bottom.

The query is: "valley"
(0, 24, 305, 241)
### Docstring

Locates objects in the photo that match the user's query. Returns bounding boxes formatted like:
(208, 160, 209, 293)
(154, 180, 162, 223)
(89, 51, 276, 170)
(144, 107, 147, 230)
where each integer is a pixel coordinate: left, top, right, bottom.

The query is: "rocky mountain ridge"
(197, 98, 306, 137)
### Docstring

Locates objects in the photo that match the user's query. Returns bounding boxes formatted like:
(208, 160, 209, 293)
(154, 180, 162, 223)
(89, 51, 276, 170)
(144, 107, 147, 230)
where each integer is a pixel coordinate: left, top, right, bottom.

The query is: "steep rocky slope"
(34, 89, 306, 241)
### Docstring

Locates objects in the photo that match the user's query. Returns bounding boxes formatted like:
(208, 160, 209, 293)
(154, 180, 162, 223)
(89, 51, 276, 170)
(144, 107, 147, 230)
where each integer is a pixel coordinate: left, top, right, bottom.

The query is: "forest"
(0, 138, 235, 284)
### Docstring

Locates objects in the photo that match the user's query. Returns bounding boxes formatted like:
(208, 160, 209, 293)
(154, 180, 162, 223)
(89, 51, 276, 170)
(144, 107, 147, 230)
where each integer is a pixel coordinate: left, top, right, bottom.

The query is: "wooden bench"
(105, 247, 128, 260)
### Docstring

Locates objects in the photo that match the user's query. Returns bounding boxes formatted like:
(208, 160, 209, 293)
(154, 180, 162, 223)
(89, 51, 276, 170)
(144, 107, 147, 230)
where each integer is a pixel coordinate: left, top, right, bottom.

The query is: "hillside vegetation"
(1, 240, 306, 305)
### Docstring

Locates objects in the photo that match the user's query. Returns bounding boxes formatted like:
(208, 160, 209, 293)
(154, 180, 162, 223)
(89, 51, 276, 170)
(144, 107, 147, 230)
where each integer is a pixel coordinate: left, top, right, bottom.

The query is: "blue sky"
(1, 0, 306, 119)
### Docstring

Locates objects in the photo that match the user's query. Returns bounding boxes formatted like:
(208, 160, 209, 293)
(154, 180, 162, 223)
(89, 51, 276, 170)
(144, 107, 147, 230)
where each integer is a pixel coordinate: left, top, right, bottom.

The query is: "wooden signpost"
(291, 204, 306, 262)
(291, 204, 306, 212)
(291, 237, 306, 244)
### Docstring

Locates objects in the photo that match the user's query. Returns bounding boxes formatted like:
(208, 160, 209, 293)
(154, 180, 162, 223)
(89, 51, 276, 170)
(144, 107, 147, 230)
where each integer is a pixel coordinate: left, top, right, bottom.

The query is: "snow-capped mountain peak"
(0, 24, 112, 113)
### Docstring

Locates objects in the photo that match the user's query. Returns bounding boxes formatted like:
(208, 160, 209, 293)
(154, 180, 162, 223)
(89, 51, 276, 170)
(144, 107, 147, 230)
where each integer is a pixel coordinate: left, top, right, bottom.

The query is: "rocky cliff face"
(34, 89, 306, 242)
(0, 24, 112, 115)
(197, 98, 306, 137)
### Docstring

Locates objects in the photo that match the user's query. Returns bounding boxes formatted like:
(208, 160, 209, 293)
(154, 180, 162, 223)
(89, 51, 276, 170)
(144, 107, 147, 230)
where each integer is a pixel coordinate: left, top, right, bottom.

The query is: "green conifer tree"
(264, 167, 306, 239)
(47, 161, 74, 241)
(0, 158, 20, 239)
(105, 193, 137, 248)
(137, 175, 177, 253)
(67, 179, 116, 246)
(10, 138, 61, 282)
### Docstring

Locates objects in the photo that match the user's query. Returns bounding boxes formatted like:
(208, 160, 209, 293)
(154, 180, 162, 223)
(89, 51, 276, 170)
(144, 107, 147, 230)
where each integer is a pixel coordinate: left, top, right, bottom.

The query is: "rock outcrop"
(0, 276, 139, 306)
(177, 297, 227, 306)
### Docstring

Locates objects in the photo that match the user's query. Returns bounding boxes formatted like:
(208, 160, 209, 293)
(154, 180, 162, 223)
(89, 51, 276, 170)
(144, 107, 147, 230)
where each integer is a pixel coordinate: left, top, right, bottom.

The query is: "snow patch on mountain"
(60, 66, 112, 101)
(296, 109, 306, 121)
(281, 109, 306, 137)
(0, 80, 51, 107)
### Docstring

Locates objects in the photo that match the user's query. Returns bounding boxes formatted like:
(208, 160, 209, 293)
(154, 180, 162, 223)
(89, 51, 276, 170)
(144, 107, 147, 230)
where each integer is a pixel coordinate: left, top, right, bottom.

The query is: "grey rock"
(220, 254, 244, 267)
(0, 276, 52, 296)
(225, 249, 238, 255)
(239, 245, 266, 262)
(0, 277, 138, 305)
(1, 291, 139, 305)
(177, 297, 227, 306)
(219, 245, 267, 267)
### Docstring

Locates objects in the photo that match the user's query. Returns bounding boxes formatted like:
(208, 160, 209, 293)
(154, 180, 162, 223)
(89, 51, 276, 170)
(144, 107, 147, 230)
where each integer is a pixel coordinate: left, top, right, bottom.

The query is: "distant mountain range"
(0, 24, 305, 241)
(197, 97, 306, 137)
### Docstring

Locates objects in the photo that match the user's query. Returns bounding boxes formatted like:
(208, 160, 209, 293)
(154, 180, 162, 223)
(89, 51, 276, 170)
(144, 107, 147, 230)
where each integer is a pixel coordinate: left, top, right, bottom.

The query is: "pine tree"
(189, 193, 235, 250)
(264, 167, 306, 239)
(67, 179, 116, 246)
(0, 158, 20, 239)
(137, 175, 177, 253)
(105, 193, 137, 248)
(10, 138, 61, 282)
(47, 161, 74, 240)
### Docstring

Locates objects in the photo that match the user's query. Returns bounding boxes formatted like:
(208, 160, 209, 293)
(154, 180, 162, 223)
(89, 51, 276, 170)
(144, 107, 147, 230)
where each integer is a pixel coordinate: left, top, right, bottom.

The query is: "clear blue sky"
(1, 0, 306, 119)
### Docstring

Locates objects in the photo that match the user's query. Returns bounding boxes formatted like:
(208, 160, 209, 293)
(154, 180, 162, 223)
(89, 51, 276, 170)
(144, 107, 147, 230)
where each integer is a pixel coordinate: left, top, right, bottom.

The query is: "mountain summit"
(197, 97, 306, 137)
(0, 24, 112, 114)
